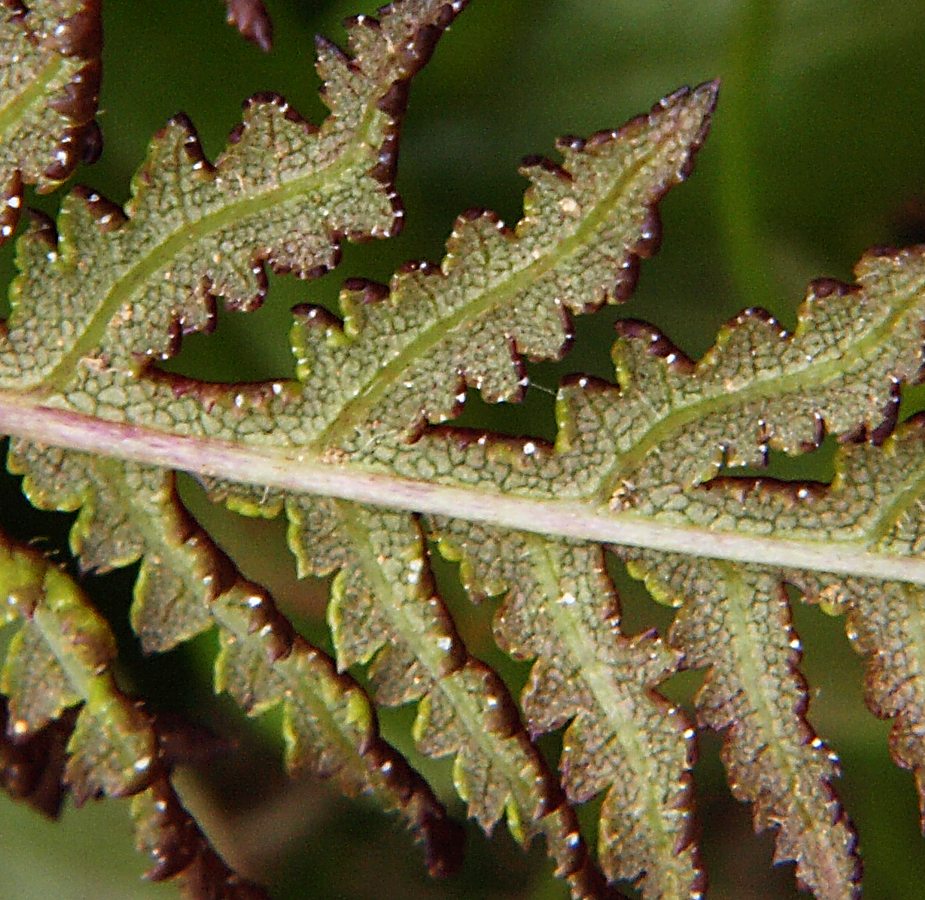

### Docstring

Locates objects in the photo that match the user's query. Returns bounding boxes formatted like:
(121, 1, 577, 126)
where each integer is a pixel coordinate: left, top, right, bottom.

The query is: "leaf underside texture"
(0, 534, 268, 898)
(0, 0, 101, 244)
(0, 1, 924, 899)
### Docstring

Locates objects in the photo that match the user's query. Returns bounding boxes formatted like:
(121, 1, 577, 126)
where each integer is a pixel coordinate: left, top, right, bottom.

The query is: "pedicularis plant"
(2, 2, 925, 898)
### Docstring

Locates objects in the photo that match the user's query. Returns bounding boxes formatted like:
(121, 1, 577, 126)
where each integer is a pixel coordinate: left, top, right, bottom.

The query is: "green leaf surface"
(0, 531, 265, 897)
(626, 552, 861, 899)
(0, 0, 101, 244)
(432, 519, 700, 899)
(4, 1, 925, 897)
(283, 496, 611, 898)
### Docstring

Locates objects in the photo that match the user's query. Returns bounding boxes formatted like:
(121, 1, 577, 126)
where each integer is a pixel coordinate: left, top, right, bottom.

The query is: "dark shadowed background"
(2, 1, 925, 897)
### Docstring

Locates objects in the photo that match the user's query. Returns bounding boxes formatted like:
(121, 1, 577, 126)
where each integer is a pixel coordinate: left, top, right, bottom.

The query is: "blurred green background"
(3, 0, 925, 897)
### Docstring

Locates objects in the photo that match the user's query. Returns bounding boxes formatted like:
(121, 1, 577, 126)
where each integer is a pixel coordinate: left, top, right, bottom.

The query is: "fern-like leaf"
(431, 519, 700, 898)
(200, 473, 615, 896)
(0, 0, 100, 245)
(184, 81, 717, 896)
(6, 444, 463, 876)
(274, 81, 716, 455)
(5, 1, 925, 894)
(627, 552, 861, 898)
(282, 497, 613, 898)
(0, 0, 466, 388)
(0, 532, 268, 897)
(0, 79, 715, 455)
(1, 61, 716, 893)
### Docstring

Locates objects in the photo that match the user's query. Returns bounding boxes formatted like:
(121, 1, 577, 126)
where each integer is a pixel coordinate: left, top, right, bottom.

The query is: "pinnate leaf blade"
(627, 553, 861, 899)
(5, 4, 925, 891)
(0, 532, 267, 896)
(0, 79, 717, 462)
(434, 519, 702, 898)
(0, 0, 467, 390)
(283, 81, 718, 457)
(281, 494, 611, 896)
(8, 439, 464, 877)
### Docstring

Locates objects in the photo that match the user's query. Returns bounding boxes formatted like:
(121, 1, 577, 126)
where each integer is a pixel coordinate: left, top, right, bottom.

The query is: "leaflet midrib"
(0, 56, 65, 149)
(41, 115, 378, 392)
(338, 501, 542, 821)
(594, 296, 920, 503)
(312, 152, 653, 450)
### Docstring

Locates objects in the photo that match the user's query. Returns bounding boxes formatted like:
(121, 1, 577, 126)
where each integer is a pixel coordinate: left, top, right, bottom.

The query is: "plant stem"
(0, 391, 922, 586)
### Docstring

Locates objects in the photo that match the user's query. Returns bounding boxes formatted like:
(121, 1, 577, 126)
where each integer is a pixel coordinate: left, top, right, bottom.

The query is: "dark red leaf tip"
(225, 0, 273, 52)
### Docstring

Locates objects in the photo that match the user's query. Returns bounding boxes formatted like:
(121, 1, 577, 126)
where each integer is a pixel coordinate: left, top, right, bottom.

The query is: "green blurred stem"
(715, 0, 780, 312)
